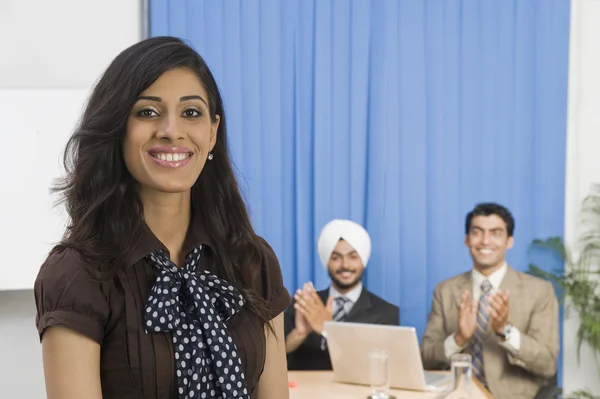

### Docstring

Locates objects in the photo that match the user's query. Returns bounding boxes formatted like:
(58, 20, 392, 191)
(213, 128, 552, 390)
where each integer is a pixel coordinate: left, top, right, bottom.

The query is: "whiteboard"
(0, 89, 91, 290)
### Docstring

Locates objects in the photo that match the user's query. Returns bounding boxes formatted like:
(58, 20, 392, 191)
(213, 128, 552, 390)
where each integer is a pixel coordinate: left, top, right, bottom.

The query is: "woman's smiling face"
(123, 67, 220, 194)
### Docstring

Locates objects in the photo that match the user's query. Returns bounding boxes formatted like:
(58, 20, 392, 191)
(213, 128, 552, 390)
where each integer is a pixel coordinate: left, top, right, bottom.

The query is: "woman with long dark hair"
(34, 36, 291, 399)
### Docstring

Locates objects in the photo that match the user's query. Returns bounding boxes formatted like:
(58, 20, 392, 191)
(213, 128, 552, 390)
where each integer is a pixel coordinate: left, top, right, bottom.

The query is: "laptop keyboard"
(424, 371, 448, 385)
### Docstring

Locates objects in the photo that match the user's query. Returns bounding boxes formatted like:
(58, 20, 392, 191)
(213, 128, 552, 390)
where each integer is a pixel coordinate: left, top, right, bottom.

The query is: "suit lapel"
(498, 265, 523, 325)
(452, 272, 472, 309)
(318, 289, 329, 305)
(498, 265, 522, 295)
(344, 289, 372, 322)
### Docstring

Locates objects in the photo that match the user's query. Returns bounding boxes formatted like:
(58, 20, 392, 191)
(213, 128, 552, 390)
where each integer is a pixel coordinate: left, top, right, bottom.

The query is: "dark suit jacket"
(284, 287, 400, 370)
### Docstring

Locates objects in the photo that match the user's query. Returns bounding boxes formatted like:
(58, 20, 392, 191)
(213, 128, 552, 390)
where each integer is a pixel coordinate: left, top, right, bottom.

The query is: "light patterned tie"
(471, 279, 492, 385)
(321, 296, 350, 350)
(332, 296, 350, 321)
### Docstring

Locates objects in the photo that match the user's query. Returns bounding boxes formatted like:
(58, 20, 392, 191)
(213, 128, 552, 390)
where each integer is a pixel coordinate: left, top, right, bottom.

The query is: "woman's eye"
(183, 109, 201, 118)
(137, 108, 158, 117)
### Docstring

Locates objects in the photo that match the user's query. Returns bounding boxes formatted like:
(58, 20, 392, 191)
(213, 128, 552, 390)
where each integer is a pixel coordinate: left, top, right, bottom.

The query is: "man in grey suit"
(421, 203, 559, 399)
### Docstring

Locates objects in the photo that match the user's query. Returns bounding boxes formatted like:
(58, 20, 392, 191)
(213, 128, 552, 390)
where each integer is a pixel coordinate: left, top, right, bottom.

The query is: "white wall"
(0, 89, 91, 290)
(0, 0, 141, 291)
(0, 0, 141, 397)
(563, 0, 600, 395)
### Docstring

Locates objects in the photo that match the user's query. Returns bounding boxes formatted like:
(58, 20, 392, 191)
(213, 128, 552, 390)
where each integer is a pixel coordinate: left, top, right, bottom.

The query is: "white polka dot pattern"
(144, 246, 249, 398)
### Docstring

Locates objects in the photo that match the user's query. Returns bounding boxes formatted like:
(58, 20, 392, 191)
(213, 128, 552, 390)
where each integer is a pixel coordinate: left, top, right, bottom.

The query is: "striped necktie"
(332, 296, 350, 321)
(321, 296, 350, 351)
(471, 279, 492, 385)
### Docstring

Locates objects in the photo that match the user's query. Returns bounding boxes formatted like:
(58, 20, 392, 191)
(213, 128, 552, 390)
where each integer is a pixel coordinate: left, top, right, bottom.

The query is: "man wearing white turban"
(284, 219, 400, 370)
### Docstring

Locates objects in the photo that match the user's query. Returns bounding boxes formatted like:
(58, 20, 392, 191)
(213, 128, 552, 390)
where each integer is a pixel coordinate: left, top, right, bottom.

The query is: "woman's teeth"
(152, 153, 190, 162)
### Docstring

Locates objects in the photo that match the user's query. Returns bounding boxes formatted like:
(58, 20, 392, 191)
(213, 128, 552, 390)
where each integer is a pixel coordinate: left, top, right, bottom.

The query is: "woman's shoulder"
(255, 236, 292, 319)
(256, 236, 278, 266)
(36, 246, 90, 288)
(255, 235, 285, 287)
(34, 246, 110, 344)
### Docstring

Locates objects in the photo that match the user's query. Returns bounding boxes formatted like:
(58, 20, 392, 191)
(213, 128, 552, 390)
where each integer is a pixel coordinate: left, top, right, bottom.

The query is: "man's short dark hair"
(465, 203, 515, 237)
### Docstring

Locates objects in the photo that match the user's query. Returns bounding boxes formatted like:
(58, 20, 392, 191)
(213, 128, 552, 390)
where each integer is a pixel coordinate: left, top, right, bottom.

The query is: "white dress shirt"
(329, 282, 363, 316)
(444, 263, 521, 359)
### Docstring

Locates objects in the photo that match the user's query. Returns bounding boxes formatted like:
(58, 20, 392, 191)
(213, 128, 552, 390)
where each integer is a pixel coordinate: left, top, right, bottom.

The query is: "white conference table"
(288, 371, 493, 399)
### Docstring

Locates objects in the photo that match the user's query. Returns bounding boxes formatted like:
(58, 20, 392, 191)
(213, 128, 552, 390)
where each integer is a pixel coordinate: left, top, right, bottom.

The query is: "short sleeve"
(34, 248, 109, 344)
(257, 238, 292, 320)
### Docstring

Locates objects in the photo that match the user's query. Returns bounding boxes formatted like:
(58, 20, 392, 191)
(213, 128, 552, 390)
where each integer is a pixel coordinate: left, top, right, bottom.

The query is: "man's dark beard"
(328, 268, 363, 290)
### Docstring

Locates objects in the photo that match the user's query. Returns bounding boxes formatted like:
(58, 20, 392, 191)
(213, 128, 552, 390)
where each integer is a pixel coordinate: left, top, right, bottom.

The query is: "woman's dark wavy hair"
(52, 36, 271, 326)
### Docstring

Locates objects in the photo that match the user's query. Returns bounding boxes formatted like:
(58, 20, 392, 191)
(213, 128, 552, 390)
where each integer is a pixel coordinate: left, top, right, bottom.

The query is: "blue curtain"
(150, 0, 570, 377)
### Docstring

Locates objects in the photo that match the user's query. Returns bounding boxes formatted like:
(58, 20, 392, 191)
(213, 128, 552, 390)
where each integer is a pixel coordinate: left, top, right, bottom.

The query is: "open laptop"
(324, 322, 452, 392)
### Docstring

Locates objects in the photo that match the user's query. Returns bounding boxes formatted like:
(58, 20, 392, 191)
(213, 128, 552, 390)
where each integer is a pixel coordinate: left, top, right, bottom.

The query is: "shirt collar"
(329, 282, 363, 303)
(471, 262, 508, 291)
(125, 209, 213, 267)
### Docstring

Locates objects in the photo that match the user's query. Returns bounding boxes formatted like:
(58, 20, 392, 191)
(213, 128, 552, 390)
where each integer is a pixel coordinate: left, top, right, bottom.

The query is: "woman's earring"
(208, 153, 214, 160)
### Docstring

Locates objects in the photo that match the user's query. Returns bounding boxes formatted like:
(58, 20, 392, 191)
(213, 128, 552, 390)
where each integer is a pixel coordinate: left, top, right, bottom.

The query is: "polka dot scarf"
(144, 246, 250, 398)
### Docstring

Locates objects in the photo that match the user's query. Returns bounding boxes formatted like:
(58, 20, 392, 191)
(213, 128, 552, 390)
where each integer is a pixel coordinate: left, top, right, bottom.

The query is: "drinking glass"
(451, 353, 472, 397)
(368, 349, 392, 399)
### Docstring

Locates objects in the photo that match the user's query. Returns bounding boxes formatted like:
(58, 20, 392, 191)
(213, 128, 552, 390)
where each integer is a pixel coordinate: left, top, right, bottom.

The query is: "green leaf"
(566, 390, 600, 399)
(529, 184, 600, 380)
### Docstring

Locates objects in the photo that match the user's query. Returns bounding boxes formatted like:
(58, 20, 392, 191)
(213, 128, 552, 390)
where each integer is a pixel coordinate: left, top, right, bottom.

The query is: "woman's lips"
(147, 146, 194, 168)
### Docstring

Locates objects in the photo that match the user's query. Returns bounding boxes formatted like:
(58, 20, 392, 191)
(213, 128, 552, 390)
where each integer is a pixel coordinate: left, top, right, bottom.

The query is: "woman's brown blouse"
(34, 220, 292, 398)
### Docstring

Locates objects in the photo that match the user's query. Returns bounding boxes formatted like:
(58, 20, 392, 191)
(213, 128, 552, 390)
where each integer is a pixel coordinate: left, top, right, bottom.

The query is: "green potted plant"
(528, 184, 600, 399)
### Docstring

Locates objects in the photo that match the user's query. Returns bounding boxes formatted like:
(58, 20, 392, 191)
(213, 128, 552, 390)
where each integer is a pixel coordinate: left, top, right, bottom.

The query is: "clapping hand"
(293, 284, 312, 335)
(487, 290, 510, 334)
(455, 290, 478, 346)
(293, 282, 334, 334)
